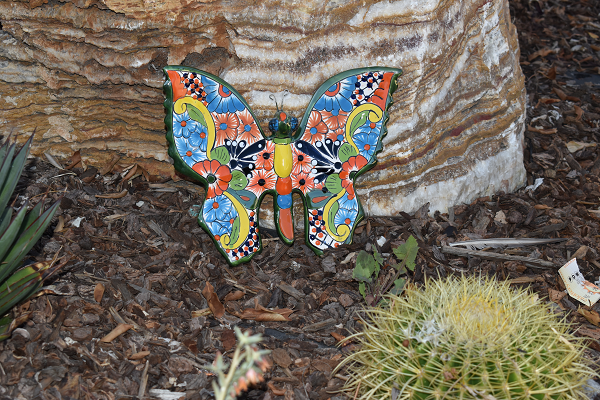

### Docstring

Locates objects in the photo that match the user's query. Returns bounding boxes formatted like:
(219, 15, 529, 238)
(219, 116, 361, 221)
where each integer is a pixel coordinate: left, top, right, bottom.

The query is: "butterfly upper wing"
(291, 68, 402, 254)
(164, 66, 274, 265)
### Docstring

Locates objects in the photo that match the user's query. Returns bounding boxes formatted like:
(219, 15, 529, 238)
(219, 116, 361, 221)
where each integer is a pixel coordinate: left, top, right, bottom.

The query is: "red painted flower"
(326, 127, 345, 142)
(301, 111, 328, 145)
(368, 74, 391, 109)
(291, 171, 315, 195)
(254, 140, 275, 170)
(292, 145, 313, 174)
(213, 112, 240, 146)
(321, 109, 348, 131)
(236, 109, 262, 144)
(192, 159, 232, 198)
(338, 155, 368, 199)
(246, 168, 276, 196)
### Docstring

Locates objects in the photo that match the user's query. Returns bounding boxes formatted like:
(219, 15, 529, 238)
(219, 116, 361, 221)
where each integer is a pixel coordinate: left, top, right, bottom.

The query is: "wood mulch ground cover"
(1, 0, 600, 398)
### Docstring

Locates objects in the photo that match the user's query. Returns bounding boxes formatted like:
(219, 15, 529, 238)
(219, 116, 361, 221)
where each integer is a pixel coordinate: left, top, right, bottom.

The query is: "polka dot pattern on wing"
(351, 71, 384, 106)
(180, 71, 207, 101)
(225, 211, 260, 261)
(307, 209, 340, 249)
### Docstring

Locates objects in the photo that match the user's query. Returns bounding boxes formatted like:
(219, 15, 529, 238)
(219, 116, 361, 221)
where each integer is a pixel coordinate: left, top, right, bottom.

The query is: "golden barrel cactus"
(338, 276, 596, 400)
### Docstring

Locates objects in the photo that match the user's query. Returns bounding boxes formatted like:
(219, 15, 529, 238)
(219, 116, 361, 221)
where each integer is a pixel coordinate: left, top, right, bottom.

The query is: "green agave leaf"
(0, 316, 12, 341)
(0, 143, 16, 211)
(17, 199, 43, 237)
(0, 264, 46, 316)
(0, 200, 59, 284)
(0, 136, 32, 213)
(0, 202, 29, 265)
(0, 208, 14, 242)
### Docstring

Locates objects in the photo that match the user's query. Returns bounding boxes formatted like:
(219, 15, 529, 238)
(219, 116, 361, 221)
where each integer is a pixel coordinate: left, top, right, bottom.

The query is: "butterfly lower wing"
(292, 68, 402, 254)
(164, 66, 272, 265)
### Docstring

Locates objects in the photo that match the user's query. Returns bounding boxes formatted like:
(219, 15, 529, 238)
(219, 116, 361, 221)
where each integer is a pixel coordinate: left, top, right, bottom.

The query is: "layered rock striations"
(0, 0, 525, 215)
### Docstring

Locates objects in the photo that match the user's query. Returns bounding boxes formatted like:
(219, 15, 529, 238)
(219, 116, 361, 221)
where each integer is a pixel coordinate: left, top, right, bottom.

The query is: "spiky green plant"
(338, 276, 596, 400)
(0, 136, 61, 340)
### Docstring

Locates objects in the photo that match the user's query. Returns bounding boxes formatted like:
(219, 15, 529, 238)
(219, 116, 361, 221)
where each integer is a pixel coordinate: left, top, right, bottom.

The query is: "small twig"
(441, 246, 557, 269)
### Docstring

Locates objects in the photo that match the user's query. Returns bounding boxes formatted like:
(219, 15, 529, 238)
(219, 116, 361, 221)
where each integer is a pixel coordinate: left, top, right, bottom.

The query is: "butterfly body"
(164, 66, 401, 266)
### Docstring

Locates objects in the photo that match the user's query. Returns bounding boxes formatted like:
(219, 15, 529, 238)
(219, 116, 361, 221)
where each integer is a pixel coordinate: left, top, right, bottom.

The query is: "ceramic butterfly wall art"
(163, 66, 402, 266)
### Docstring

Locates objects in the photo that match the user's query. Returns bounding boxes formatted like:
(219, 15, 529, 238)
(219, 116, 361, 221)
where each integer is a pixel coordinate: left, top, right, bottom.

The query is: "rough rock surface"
(0, 0, 525, 216)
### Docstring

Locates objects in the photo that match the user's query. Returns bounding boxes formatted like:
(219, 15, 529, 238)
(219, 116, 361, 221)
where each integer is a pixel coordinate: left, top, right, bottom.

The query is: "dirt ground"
(1, 0, 600, 398)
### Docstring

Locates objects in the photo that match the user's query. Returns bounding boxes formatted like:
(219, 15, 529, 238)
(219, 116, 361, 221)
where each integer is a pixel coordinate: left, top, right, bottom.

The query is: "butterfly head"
(268, 91, 298, 140)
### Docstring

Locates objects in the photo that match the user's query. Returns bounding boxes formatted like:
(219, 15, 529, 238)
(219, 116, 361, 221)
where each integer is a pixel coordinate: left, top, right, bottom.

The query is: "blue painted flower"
(352, 119, 382, 160)
(334, 207, 358, 227)
(203, 77, 245, 114)
(314, 76, 357, 113)
(188, 124, 208, 152)
(173, 111, 198, 138)
(175, 136, 207, 167)
(208, 220, 232, 238)
(338, 192, 358, 211)
(203, 194, 233, 224)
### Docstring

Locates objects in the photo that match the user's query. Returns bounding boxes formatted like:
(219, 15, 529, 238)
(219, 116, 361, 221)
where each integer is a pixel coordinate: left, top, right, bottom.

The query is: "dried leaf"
(545, 65, 556, 80)
(202, 282, 225, 318)
(528, 126, 557, 135)
(267, 381, 286, 396)
(94, 283, 105, 303)
(100, 323, 133, 342)
(534, 204, 551, 210)
(528, 48, 554, 61)
(574, 105, 584, 120)
(579, 308, 600, 327)
(330, 332, 347, 345)
(239, 307, 293, 321)
(221, 329, 236, 351)
(129, 351, 150, 360)
(95, 189, 129, 199)
(537, 98, 561, 105)
(553, 87, 567, 101)
(548, 288, 566, 303)
(223, 290, 245, 301)
(54, 215, 65, 233)
(64, 150, 82, 170)
(99, 154, 121, 175)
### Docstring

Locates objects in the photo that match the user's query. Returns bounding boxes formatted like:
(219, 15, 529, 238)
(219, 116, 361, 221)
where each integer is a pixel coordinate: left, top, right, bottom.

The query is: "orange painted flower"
(339, 155, 368, 199)
(213, 112, 240, 147)
(326, 127, 345, 142)
(236, 109, 262, 144)
(246, 168, 276, 196)
(254, 140, 275, 170)
(192, 159, 232, 198)
(291, 171, 314, 195)
(301, 110, 328, 145)
(292, 145, 313, 174)
(321, 109, 348, 131)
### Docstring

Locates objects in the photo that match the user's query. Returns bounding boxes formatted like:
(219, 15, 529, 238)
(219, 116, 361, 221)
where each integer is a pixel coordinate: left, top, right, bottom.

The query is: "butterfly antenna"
(269, 94, 280, 111)
(281, 90, 290, 110)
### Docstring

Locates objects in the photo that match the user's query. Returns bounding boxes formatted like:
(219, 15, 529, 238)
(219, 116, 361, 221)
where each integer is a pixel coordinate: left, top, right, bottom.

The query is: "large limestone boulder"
(0, 0, 525, 215)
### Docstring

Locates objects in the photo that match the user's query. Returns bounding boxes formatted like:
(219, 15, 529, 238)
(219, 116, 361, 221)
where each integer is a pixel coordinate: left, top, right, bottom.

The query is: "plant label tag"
(558, 258, 600, 306)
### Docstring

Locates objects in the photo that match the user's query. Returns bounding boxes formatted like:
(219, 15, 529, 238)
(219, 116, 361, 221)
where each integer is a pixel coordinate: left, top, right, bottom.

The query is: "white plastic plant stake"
(558, 258, 600, 307)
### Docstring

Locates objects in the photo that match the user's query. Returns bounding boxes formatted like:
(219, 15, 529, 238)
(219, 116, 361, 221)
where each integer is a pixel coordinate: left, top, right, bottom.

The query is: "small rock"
(338, 294, 353, 308)
(321, 255, 336, 274)
(272, 348, 292, 368)
(43, 240, 61, 255)
(72, 327, 93, 341)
